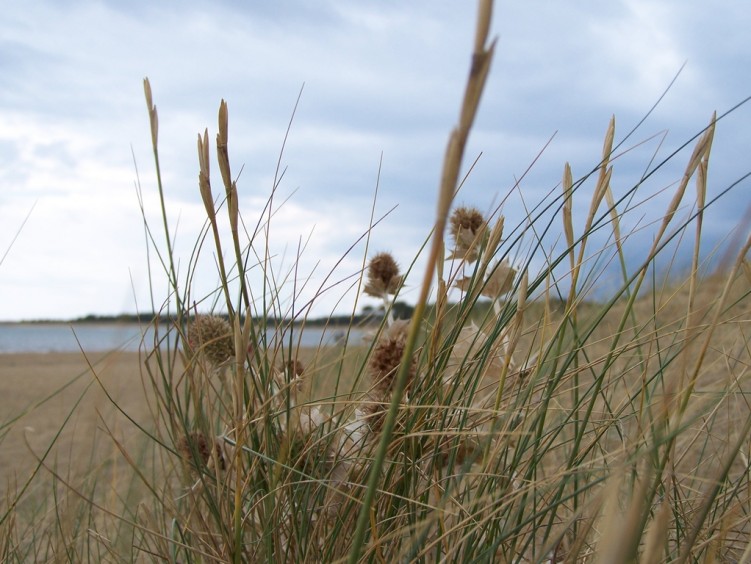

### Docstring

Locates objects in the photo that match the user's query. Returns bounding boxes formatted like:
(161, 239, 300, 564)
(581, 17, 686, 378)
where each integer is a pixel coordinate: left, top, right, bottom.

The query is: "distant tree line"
(59, 298, 570, 326)
(65, 301, 418, 326)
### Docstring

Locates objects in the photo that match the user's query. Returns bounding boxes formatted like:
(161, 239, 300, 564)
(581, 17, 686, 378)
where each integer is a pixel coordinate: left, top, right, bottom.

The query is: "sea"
(0, 322, 364, 354)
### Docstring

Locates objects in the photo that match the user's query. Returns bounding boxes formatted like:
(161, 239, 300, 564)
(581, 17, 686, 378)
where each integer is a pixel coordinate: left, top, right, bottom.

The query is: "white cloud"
(0, 0, 749, 320)
(585, 0, 698, 114)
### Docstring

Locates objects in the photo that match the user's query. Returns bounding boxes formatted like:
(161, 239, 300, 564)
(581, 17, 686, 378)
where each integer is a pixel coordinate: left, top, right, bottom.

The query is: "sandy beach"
(0, 346, 340, 501)
(0, 351, 152, 499)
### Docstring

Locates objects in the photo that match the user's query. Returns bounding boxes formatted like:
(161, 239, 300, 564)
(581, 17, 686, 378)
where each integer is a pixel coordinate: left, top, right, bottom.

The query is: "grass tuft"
(2, 0, 751, 561)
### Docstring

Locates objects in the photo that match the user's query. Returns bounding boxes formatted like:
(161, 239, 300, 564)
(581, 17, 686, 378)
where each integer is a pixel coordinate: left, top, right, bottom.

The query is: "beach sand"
(0, 351, 152, 499)
(0, 346, 352, 501)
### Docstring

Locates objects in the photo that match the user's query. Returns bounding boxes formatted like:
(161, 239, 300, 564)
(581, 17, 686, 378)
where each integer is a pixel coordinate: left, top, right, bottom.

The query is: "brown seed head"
(188, 314, 234, 366)
(281, 359, 306, 393)
(448, 206, 488, 262)
(284, 359, 305, 377)
(362, 323, 416, 437)
(177, 431, 225, 471)
(451, 206, 485, 236)
(368, 320, 415, 397)
(364, 252, 403, 297)
(177, 431, 211, 466)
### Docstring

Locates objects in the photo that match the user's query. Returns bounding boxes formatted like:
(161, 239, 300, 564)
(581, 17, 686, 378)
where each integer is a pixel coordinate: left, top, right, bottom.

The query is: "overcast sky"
(0, 1, 749, 321)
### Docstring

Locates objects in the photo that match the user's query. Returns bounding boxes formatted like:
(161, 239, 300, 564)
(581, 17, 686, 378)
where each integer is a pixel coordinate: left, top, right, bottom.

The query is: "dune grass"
(3, 0, 751, 561)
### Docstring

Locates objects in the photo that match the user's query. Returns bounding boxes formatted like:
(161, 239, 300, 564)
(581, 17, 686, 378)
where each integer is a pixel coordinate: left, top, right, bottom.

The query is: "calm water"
(0, 323, 363, 354)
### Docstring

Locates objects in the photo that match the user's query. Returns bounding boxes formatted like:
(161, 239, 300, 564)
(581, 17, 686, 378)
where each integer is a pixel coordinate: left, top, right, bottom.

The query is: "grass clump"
(2, 0, 751, 561)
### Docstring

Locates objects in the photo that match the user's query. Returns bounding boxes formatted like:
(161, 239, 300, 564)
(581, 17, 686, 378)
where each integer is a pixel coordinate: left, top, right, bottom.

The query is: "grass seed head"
(364, 252, 403, 298)
(282, 359, 306, 393)
(356, 321, 417, 439)
(368, 319, 415, 397)
(448, 206, 488, 262)
(177, 431, 226, 472)
(283, 359, 305, 378)
(188, 314, 234, 366)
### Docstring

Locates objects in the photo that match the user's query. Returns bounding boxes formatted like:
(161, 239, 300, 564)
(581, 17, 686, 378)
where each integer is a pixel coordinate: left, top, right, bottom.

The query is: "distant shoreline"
(0, 320, 370, 354)
(0, 300, 418, 327)
(0, 319, 378, 329)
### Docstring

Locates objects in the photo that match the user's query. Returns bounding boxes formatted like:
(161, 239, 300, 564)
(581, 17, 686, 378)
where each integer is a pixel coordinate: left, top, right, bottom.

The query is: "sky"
(0, 1, 749, 321)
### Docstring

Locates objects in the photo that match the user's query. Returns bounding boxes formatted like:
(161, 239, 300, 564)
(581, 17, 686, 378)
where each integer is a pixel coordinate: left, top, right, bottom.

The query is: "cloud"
(0, 1, 749, 320)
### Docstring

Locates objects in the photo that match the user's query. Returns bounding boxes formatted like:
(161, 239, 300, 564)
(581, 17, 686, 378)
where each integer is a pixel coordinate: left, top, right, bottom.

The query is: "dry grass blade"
(217, 101, 240, 238)
(348, 1, 497, 561)
(562, 162, 575, 272)
(642, 494, 671, 563)
(0, 202, 36, 269)
(594, 115, 616, 203)
(198, 129, 215, 220)
(678, 411, 751, 564)
(143, 78, 158, 147)
(595, 466, 653, 564)
(216, 100, 232, 193)
(604, 182, 623, 256)
(568, 119, 615, 303)
(656, 114, 716, 243)
(675, 223, 751, 419)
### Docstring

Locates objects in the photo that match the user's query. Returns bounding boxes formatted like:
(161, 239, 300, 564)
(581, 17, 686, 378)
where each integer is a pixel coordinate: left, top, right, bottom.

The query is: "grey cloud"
(1, 0, 749, 319)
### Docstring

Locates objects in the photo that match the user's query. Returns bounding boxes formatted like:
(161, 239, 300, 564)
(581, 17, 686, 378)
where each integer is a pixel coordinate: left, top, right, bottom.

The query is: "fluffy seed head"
(364, 252, 403, 298)
(451, 206, 485, 235)
(188, 314, 234, 366)
(359, 321, 417, 435)
(448, 206, 488, 262)
(368, 320, 415, 397)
